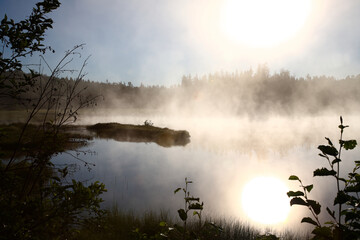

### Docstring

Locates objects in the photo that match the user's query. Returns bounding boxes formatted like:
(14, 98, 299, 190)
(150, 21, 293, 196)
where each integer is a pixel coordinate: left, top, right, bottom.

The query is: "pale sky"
(1, 0, 360, 86)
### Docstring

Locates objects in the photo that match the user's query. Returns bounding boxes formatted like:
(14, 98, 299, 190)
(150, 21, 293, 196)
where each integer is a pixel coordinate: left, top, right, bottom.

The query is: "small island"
(86, 122, 191, 147)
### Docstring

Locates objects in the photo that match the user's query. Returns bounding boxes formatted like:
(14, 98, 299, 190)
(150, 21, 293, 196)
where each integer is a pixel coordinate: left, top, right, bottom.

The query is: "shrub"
(287, 116, 360, 239)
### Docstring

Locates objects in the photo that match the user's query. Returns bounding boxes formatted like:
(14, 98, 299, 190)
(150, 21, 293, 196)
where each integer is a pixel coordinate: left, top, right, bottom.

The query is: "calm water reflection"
(52, 115, 360, 231)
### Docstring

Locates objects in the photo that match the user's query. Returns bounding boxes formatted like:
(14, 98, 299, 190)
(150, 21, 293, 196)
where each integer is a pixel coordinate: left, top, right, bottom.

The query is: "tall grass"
(77, 206, 172, 240)
(77, 207, 308, 240)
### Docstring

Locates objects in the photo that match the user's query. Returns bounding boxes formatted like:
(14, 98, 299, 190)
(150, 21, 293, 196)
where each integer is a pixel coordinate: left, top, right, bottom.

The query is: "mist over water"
(2, 65, 358, 232)
(2, 0, 360, 237)
(34, 56, 360, 233)
(52, 113, 360, 232)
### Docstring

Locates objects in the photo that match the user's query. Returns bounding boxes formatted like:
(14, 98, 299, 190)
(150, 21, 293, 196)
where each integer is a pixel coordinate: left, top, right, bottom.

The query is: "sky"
(1, 0, 360, 86)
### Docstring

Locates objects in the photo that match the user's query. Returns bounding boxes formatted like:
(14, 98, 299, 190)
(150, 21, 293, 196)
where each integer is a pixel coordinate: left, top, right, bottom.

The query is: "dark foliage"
(0, 0, 61, 98)
(0, 1, 107, 239)
(288, 117, 360, 239)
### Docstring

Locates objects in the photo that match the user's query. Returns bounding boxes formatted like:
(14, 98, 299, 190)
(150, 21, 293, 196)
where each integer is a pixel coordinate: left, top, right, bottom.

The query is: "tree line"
(4, 64, 360, 116)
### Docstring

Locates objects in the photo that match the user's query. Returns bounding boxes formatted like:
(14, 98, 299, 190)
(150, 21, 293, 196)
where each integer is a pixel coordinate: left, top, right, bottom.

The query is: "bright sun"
(221, 0, 312, 47)
(241, 176, 290, 225)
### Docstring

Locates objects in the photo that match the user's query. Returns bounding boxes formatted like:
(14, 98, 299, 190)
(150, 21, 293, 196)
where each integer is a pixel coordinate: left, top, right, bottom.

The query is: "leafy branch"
(287, 117, 360, 239)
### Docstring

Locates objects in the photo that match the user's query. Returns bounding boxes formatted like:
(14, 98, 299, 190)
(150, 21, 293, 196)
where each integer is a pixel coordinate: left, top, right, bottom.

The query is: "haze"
(1, 0, 360, 235)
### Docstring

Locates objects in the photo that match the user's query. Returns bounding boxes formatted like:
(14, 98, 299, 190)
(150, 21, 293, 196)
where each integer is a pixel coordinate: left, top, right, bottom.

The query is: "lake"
(52, 113, 360, 232)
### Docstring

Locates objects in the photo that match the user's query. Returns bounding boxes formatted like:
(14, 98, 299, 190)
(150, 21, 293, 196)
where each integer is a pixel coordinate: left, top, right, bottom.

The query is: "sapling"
(174, 177, 204, 240)
(287, 116, 360, 239)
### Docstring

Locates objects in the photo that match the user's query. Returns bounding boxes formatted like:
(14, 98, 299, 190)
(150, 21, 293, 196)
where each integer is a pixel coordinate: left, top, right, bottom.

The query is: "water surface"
(52, 114, 360, 231)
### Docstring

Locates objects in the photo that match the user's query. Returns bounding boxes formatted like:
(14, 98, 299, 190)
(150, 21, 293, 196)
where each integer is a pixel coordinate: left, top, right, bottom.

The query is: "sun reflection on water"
(241, 176, 290, 225)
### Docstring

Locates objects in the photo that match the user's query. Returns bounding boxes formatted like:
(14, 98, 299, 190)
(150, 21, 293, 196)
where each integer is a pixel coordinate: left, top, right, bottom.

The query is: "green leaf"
(307, 199, 321, 215)
(318, 145, 338, 157)
(325, 137, 333, 146)
(338, 124, 349, 130)
(174, 188, 181, 194)
(159, 221, 167, 227)
(289, 175, 300, 181)
(334, 191, 350, 205)
(313, 168, 336, 177)
(338, 177, 346, 183)
(332, 158, 341, 164)
(342, 140, 357, 150)
(301, 217, 318, 226)
(344, 211, 359, 223)
(356, 174, 360, 181)
(189, 203, 203, 210)
(177, 209, 187, 221)
(348, 172, 358, 179)
(193, 211, 202, 220)
(324, 221, 335, 226)
(287, 191, 304, 197)
(290, 197, 308, 206)
(304, 184, 314, 193)
(344, 183, 360, 193)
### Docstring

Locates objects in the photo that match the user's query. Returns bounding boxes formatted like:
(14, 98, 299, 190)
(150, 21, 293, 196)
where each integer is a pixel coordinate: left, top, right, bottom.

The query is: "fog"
(2, 0, 360, 237)
(53, 113, 360, 232)
(41, 67, 359, 232)
(4, 66, 360, 232)
(76, 65, 360, 119)
(50, 67, 358, 232)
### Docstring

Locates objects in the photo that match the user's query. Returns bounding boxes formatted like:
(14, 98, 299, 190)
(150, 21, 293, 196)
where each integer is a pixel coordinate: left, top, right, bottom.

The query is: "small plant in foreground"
(134, 177, 223, 240)
(174, 177, 205, 239)
(287, 116, 360, 239)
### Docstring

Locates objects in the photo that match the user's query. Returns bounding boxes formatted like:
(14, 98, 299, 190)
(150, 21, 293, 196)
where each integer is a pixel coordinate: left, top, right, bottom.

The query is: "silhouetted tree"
(0, 2, 106, 239)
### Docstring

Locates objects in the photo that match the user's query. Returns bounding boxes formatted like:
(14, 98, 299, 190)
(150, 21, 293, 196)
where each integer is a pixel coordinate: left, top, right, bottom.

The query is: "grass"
(77, 207, 308, 240)
(77, 207, 172, 240)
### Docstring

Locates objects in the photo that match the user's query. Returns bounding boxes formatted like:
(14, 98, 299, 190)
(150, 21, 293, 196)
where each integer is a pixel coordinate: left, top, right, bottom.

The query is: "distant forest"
(3, 65, 360, 116)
